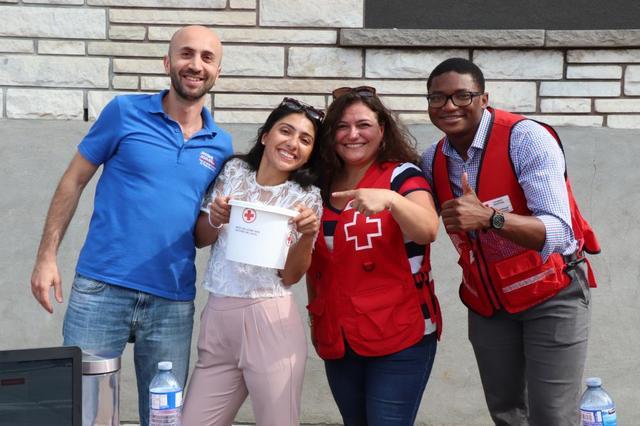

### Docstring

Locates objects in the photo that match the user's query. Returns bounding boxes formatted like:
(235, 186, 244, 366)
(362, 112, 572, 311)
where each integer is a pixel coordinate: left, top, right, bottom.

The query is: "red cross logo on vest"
(344, 211, 382, 251)
(242, 208, 256, 223)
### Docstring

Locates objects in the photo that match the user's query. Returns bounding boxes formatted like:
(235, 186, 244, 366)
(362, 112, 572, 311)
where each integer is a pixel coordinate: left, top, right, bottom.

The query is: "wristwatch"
(489, 208, 505, 230)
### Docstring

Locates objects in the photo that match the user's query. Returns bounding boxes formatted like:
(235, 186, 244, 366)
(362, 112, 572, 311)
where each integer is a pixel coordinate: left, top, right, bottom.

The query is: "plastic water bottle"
(149, 361, 183, 426)
(580, 377, 617, 426)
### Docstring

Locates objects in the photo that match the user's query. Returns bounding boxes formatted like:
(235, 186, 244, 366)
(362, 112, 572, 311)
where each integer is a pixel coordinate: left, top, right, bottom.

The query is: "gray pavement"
(1, 119, 639, 425)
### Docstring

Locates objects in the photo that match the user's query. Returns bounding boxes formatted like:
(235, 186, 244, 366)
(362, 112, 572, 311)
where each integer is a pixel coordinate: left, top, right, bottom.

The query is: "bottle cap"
(158, 361, 173, 371)
(586, 377, 602, 387)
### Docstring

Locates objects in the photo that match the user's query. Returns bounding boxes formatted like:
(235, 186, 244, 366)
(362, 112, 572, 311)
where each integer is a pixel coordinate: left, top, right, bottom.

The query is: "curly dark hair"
(317, 90, 419, 200)
(233, 103, 323, 189)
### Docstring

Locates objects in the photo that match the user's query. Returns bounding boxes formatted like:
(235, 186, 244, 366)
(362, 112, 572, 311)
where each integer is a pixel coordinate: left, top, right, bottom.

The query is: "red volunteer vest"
(432, 108, 600, 317)
(307, 162, 441, 359)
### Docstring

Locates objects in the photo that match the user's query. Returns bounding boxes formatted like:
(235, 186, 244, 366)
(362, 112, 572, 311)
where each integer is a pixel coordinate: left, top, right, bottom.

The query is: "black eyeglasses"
(280, 97, 325, 121)
(332, 86, 377, 100)
(426, 91, 484, 108)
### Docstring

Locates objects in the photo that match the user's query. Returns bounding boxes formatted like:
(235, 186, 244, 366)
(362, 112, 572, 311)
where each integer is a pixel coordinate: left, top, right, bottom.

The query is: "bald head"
(168, 25, 222, 64)
(164, 25, 223, 102)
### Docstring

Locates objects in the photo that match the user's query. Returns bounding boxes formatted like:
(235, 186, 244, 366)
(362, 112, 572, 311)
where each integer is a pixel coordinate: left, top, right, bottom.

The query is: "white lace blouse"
(200, 158, 323, 298)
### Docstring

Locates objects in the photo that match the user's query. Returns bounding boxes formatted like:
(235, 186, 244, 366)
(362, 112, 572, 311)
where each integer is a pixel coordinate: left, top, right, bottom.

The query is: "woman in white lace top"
(182, 98, 324, 426)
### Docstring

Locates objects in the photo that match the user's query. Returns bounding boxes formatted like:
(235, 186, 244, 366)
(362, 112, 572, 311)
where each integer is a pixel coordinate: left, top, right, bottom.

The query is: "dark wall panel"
(365, 0, 640, 30)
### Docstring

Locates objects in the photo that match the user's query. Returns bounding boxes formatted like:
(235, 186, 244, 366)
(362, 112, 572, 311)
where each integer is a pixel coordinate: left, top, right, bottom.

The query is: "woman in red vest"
(306, 86, 441, 425)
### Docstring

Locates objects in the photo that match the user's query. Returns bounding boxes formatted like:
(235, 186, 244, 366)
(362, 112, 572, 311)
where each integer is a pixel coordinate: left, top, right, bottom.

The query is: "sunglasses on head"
(279, 97, 325, 122)
(331, 86, 377, 100)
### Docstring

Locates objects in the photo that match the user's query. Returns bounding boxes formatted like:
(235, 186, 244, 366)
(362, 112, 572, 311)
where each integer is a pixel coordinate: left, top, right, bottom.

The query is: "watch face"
(492, 211, 505, 229)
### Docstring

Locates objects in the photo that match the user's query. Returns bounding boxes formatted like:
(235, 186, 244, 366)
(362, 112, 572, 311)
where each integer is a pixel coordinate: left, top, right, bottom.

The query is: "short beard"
(169, 69, 214, 101)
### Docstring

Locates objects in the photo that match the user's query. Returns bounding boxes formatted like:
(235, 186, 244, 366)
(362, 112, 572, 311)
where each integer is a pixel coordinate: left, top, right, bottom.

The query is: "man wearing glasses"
(421, 58, 599, 425)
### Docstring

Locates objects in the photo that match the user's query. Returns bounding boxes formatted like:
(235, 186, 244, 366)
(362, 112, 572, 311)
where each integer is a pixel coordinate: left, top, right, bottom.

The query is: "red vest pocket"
(491, 251, 569, 313)
(350, 285, 420, 341)
(307, 297, 339, 347)
(493, 250, 542, 279)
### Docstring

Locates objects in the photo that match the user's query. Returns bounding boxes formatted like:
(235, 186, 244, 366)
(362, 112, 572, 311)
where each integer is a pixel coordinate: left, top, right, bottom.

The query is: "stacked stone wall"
(1, 1, 639, 127)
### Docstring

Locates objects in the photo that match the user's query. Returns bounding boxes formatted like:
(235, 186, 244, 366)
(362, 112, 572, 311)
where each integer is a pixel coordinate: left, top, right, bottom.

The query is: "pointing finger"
(332, 189, 357, 199)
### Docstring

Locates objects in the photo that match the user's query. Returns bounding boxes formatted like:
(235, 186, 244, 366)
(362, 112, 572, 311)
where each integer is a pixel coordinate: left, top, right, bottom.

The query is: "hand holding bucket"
(226, 200, 299, 269)
(207, 196, 231, 228)
(290, 204, 320, 238)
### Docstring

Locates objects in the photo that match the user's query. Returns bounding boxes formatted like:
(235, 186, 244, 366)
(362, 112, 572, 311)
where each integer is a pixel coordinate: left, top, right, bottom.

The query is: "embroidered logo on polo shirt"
(199, 151, 216, 171)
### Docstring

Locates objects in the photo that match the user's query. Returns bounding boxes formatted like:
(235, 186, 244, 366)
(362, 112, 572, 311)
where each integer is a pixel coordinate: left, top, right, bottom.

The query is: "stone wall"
(1, 1, 639, 128)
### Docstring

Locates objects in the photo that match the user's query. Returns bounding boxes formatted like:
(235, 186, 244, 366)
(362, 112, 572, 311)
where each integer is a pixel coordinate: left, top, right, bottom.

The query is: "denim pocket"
(72, 274, 107, 294)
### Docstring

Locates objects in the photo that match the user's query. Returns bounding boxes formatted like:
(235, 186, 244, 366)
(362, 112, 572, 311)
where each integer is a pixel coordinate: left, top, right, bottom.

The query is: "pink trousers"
(181, 294, 307, 426)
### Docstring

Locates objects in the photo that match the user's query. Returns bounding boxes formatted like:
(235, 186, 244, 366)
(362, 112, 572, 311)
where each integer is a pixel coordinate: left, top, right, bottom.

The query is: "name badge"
(483, 195, 513, 213)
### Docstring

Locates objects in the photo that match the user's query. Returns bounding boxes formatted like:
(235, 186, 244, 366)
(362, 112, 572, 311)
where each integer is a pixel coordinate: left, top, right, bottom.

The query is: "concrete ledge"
(88, 0, 226, 7)
(340, 29, 545, 47)
(341, 29, 640, 48)
(546, 30, 640, 47)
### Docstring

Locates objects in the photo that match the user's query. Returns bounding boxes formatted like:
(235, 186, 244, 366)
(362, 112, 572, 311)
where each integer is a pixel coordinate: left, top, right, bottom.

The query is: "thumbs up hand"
(460, 171, 474, 196)
(440, 172, 493, 232)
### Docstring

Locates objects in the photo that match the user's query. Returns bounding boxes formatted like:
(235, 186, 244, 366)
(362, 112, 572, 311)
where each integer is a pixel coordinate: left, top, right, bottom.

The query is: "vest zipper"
(471, 111, 501, 311)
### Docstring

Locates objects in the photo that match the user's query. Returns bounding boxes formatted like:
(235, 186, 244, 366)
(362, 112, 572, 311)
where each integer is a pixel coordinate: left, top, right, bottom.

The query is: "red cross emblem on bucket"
(242, 208, 257, 223)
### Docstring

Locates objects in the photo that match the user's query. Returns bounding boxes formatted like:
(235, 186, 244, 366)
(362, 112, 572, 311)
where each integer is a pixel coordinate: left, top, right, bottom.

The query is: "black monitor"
(0, 346, 82, 426)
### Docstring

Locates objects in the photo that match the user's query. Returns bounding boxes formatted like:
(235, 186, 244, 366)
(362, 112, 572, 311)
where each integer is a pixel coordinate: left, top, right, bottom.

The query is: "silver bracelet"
(208, 213, 224, 229)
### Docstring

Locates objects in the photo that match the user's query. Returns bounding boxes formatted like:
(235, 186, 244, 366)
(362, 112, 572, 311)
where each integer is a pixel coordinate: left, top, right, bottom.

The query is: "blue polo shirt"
(76, 91, 233, 300)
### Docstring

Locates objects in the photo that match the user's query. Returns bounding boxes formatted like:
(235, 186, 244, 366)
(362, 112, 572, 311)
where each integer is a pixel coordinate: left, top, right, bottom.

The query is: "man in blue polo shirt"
(30, 25, 233, 425)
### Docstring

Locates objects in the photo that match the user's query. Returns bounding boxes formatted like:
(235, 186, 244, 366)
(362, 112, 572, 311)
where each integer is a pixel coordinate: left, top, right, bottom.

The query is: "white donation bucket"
(226, 199, 298, 269)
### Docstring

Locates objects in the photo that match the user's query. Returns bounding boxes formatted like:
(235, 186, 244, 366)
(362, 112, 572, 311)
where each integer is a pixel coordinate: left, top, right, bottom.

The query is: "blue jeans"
(63, 274, 194, 426)
(324, 333, 437, 426)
